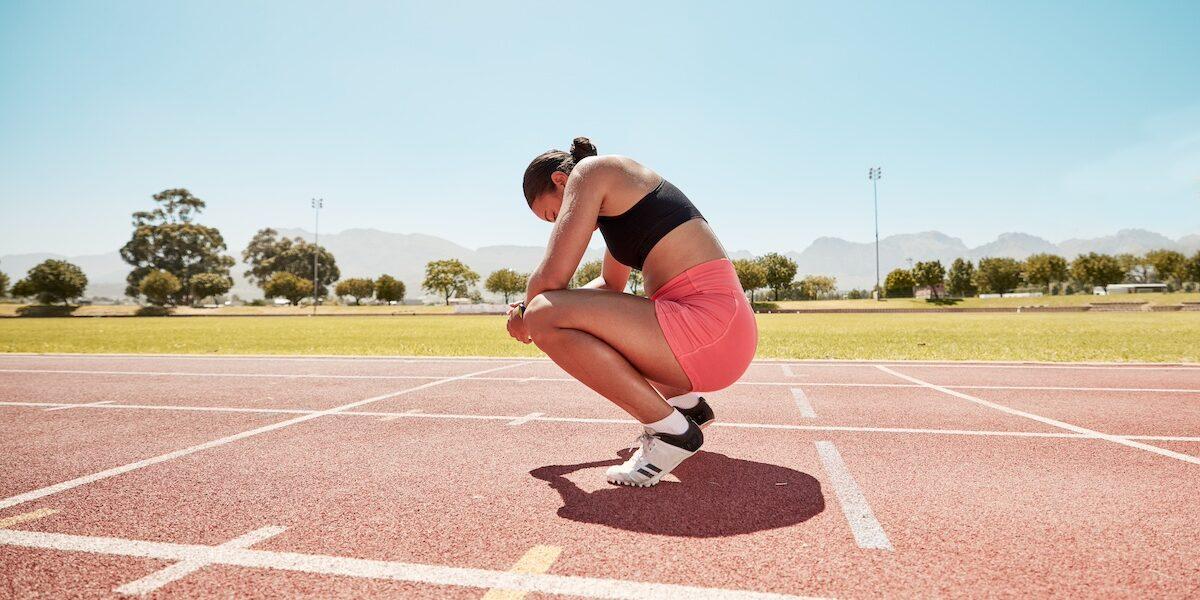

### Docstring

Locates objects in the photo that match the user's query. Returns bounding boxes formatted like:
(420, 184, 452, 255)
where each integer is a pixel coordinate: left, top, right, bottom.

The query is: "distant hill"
(3, 227, 1196, 298)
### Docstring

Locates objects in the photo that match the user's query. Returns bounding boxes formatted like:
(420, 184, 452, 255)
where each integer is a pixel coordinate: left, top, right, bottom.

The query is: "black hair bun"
(570, 137, 598, 162)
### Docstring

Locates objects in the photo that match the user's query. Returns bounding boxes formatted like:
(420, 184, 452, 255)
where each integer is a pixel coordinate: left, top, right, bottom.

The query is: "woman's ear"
(551, 170, 569, 190)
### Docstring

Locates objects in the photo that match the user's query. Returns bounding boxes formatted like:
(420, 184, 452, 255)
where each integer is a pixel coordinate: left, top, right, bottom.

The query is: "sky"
(1, 1, 1198, 258)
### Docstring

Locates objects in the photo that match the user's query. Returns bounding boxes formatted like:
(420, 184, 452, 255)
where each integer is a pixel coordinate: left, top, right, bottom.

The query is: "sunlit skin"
(506, 156, 728, 423)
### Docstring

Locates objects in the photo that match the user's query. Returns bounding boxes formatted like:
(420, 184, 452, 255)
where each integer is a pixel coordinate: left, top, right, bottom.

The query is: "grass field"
(770, 291, 1200, 310)
(0, 303, 455, 317)
(1, 312, 1196, 362)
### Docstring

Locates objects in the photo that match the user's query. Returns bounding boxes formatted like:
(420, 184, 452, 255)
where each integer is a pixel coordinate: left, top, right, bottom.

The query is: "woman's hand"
(507, 302, 531, 344)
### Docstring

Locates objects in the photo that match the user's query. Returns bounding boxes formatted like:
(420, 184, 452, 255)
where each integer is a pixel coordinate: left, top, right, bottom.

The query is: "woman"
(507, 137, 758, 488)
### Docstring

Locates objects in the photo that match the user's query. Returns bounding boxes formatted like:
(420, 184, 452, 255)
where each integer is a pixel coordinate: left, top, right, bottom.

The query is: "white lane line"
(0, 529, 827, 600)
(44, 400, 114, 412)
(0, 362, 529, 511)
(876, 365, 1200, 465)
(507, 412, 545, 426)
(0, 508, 58, 529)
(5, 368, 1200, 394)
(814, 441, 892, 551)
(6, 400, 1198, 442)
(781, 364, 795, 377)
(114, 526, 287, 595)
(791, 389, 817, 418)
(482, 545, 563, 600)
(0, 353, 525, 364)
(380, 409, 423, 422)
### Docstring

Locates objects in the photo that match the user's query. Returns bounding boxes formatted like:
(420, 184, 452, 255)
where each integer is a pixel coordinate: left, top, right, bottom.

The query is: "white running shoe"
(605, 419, 703, 488)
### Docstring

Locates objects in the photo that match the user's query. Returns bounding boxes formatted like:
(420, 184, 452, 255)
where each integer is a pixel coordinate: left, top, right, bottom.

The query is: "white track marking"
(877, 365, 1200, 465)
(6, 368, 1198, 394)
(0, 529, 828, 600)
(791, 389, 817, 418)
(5, 400, 1197, 442)
(781, 364, 796, 377)
(0, 508, 58, 529)
(380, 409, 423, 422)
(114, 526, 286, 595)
(507, 412, 545, 426)
(0, 362, 528, 511)
(44, 400, 114, 412)
(814, 441, 892, 551)
(482, 545, 563, 600)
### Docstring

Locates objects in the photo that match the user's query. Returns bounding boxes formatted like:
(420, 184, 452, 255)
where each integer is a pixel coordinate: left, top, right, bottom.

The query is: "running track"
(1, 353, 1198, 598)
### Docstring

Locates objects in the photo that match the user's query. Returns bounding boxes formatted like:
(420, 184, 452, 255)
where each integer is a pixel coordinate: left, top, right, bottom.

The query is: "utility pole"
(311, 198, 324, 316)
(868, 167, 882, 299)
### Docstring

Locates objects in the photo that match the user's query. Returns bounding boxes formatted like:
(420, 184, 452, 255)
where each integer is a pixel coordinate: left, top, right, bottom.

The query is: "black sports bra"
(596, 179, 706, 271)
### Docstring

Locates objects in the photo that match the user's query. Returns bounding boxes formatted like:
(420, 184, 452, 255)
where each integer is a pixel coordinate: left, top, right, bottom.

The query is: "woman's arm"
(523, 158, 614, 303)
(578, 248, 632, 293)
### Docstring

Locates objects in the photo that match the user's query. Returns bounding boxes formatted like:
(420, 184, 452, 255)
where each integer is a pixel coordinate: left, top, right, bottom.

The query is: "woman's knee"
(523, 293, 559, 338)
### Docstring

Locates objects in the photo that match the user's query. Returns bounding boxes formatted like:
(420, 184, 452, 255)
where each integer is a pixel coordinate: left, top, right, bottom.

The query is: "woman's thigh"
(525, 289, 691, 390)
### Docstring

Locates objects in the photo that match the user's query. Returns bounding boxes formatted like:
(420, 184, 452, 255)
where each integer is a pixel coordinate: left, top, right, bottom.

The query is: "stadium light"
(868, 167, 882, 299)
(311, 198, 324, 315)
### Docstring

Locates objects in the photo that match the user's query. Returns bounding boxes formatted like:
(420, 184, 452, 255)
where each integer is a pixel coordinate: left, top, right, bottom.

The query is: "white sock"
(667, 392, 702, 410)
(644, 408, 690, 436)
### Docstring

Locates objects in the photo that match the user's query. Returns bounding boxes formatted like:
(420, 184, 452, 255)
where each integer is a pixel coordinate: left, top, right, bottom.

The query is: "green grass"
(1, 312, 1197, 362)
(771, 291, 1200, 311)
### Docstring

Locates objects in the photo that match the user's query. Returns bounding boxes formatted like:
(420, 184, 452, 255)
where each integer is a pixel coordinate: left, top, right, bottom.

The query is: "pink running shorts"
(652, 258, 758, 392)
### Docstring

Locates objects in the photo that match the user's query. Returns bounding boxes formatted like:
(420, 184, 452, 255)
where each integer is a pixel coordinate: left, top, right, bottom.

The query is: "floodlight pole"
(311, 198, 324, 316)
(868, 167, 882, 299)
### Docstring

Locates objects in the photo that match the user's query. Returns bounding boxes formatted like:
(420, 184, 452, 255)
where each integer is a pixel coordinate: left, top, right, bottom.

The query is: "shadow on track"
(530, 450, 824, 537)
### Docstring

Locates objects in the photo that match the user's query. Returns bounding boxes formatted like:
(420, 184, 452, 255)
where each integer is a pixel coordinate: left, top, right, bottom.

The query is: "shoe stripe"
(644, 464, 662, 474)
(636, 467, 654, 478)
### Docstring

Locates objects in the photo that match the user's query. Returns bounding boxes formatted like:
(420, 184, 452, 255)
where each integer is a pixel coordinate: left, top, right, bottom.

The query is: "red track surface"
(1, 354, 1198, 598)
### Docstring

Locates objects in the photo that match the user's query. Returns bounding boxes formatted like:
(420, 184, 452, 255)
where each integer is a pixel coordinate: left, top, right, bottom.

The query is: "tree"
(1024, 253, 1069, 291)
(335, 278, 376, 305)
(241, 228, 340, 298)
(571, 259, 603, 289)
(0, 269, 8, 298)
(422, 259, 479, 305)
(139, 270, 182, 306)
(757, 253, 798, 301)
(375, 275, 406, 303)
(189, 273, 232, 304)
(485, 269, 527, 303)
(263, 272, 314, 306)
(797, 275, 838, 300)
(120, 188, 235, 305)
(732, 258, 767, 303)
(1145, 249, 1186, 285)
(973, 257, 1023, 294)
(16, 259, 88, 305)
(1116, 253, 1151, 283)
(884, 268, 915, 298)
(1071, 253, 1125, 289)
(629, 269, 644, 296)
(1186, 252, 1200, 284)
(911, 261, 947, 297)
(946, 258, 977, 297)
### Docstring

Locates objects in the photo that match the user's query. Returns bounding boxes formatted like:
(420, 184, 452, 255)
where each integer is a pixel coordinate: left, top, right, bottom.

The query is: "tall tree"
(1186, 251, 1200, 285)
(571, 259, 603, 289)
(1116, 253, 1151, 283)
(485, 269, 527, 303)
(946, 258, 977, 297)
(732, 258, 767, 303)
(911, 261, 947, 298)
(263, 272, 314, 305)
(0, 268, 8, 298)
(335, 278, 376, 305)
(1144, 249, 1186, 285)
(139, 270, 182, 306)
(241, 228, 339, 297)
(797, 275, 838, 299)
(422, 259, 479, 305)
(16, 259, 88, 305)
(628, 269, 644, 296)
(973, 257, 1023, 294)
(1071, 253, 1125, 289)
(884, 269, 915, 298)
(120, 188, 235, 304)
(757, 253, 798, 301)
(375, 275, 406, 303)
(1024, 253, 1069, 291)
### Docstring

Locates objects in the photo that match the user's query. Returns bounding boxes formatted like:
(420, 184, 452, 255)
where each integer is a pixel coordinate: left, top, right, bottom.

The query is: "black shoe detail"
(644, 464, 662, 474)
(678, 397, 715, 428)
(654, 419, 704, 453)
(636, 467, 655, 478)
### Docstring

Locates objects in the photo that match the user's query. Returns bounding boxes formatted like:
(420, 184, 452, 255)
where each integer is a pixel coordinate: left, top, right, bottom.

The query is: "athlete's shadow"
(530, 450, 824, 537)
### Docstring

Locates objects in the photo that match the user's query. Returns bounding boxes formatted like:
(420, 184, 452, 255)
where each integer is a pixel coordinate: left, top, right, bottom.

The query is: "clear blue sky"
(1, 1, 1197, 257)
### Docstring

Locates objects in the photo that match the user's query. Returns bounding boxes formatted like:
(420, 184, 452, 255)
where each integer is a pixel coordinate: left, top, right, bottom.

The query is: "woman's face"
(529, 171, 568, 223)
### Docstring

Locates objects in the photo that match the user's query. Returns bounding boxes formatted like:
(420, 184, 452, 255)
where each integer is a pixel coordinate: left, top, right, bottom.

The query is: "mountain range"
(3, 228, 1197, 299)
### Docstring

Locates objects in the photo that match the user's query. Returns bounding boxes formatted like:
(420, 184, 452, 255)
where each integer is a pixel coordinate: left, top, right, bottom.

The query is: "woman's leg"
(522, 288, 691, 424)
